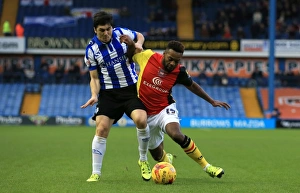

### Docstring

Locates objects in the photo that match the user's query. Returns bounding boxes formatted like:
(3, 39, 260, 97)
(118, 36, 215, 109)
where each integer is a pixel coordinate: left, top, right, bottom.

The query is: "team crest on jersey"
(158, 68, 167, 77)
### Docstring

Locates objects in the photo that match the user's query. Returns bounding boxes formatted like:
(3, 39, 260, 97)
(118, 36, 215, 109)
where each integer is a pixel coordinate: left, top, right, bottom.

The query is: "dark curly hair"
(166, 40, 185, 54)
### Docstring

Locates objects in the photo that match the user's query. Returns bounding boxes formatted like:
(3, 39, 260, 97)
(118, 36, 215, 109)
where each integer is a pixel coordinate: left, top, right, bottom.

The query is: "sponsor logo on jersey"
(152, 77, 162, 86)
(143, 80, 168, 93)
(99, 55, 127, 67)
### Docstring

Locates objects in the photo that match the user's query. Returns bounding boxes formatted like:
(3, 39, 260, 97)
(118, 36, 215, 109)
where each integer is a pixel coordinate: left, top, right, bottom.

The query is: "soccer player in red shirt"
(122, 35, 231, 178)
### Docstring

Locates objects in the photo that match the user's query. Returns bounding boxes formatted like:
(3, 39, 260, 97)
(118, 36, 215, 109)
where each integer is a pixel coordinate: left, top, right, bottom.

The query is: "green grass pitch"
(0, 126, 299, 193)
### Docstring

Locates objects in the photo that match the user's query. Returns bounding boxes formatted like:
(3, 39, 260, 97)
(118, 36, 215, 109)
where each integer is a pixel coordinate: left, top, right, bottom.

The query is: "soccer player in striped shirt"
(122, 36, 231, 179)
(81, 11, 151, 182)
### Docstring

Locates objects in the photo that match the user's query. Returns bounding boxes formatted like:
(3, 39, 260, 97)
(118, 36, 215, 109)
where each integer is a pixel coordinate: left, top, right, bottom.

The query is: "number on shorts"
(166, 108, 175, 115)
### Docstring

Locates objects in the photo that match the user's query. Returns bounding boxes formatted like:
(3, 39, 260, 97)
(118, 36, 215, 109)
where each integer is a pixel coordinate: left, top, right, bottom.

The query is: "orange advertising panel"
(260, 88, 300, 119)
(182, 57, 279, 78)
(182, 58, 300, 78)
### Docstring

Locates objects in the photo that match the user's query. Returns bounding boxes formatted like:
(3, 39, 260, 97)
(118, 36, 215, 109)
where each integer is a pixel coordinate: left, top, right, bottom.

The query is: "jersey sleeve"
(132, 49, 153, 69)
(176, 65, 193, 86)
(114, 27, 136, 40)
(132, 52, 143, 66)
(84, 45, 97, 71)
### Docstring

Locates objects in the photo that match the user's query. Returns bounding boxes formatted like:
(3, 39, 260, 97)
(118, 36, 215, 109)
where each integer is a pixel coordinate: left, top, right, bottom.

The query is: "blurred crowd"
(1, 60, 299, 88)
(193, 0, 300, 39)
(144, 0, 178, 40)
(2, 0, 299, 40)
(195, 67, 300, 87)
(144, 0, 300, 40)
(0, 60, 90, 85)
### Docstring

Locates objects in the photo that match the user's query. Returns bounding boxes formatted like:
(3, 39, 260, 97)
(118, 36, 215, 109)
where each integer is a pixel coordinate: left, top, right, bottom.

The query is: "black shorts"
(92, 84, 146, 124)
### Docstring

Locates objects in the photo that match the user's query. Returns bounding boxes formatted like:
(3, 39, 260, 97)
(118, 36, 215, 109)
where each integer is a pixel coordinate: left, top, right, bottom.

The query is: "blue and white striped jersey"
(84, 27, 138, 90)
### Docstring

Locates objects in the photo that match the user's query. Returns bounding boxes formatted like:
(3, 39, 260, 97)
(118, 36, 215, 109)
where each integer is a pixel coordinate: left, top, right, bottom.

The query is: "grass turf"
(0, 126, 299, 193)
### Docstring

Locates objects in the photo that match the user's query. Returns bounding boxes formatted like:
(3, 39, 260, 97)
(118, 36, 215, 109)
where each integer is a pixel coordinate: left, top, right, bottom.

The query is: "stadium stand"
(10, 0, 300, 39)
(240, 88, 264, 118)
(16, 0, 177, 38)
(38, 84, 93, 117)
(192, 0, 300, 40)
(15, 0, 300, 39)
(0, 83, 246, 118)
(172, 85, 246, 118)
(1, 0, 299, 120)
(0, 84, 25, 116)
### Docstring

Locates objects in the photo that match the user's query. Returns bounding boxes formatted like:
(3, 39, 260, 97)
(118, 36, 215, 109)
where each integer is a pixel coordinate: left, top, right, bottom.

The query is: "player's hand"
(134, 42, 143, 53)
(120, 35, 134, 46)
(211, 100, 231, 110)
(81, 97, 98, 108)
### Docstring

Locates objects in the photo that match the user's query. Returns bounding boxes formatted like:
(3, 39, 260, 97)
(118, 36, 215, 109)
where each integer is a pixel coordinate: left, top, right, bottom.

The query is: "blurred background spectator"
(39, 59, 50, 85)
(2, 20, 12, 36)
(15, 23, 24, 37)
(250, 66, 265, 87)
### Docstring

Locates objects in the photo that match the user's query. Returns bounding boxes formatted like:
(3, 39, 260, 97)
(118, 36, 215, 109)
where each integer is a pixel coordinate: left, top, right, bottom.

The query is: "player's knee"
(131, 111, 147, 128)
(95, 126, 109, 137)
(133, 116, 147, 128)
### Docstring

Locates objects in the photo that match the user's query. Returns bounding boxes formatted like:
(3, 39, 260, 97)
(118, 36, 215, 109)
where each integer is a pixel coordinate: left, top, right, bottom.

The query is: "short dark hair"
(166, 40, 185, 54)
(93, 11, 113, 28)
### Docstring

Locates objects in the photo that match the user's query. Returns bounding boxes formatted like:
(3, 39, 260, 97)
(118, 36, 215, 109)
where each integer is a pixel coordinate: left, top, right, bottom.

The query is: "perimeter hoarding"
(85, 116, 276, 129)
(0, 115, 283, 129)
(277, 119, 300, 129)
(0, 37, 25, 53)
(180, 118, 276, 129)
(260, 88, 300, 120)
(26, 38, 240, 51)
(241, 39, 300, 53)
(144, 40, 240, 51)
(0, 116, 85, 126)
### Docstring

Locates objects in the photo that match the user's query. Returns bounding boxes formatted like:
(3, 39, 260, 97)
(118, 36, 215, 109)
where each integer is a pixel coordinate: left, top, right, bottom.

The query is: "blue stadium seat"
(0, 84, 25, 116)
(39, 84, 93, 117)
(172, 85, 245, 118)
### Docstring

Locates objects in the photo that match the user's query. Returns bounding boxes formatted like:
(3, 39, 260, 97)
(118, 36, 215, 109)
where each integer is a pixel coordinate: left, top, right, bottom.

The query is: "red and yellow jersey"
(133, 49, 193, 115)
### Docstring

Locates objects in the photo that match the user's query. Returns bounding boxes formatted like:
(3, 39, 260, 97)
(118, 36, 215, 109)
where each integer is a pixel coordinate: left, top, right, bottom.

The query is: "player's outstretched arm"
(81, 70, 100, 108)
(185, 81, 231, 110)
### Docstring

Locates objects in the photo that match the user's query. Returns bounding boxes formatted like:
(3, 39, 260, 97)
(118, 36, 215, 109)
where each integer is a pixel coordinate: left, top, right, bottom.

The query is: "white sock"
(91, 135, 106, 175)
(136, 125, 150, 161)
